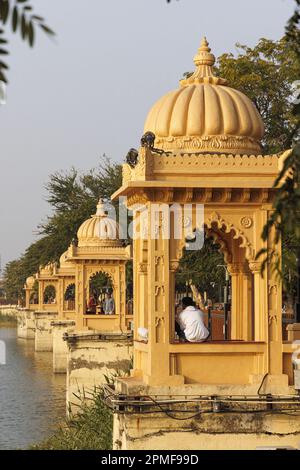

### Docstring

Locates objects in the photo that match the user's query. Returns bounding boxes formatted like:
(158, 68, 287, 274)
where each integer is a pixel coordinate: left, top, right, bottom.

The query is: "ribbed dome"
(77, 199, 122, 248)
(144, 38, 264, 155)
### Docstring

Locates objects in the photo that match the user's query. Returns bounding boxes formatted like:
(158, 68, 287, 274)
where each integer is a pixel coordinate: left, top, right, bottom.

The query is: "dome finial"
(180, 35, 227, 87)
(96, 198, 108, 217)
(194, 36, 215, 67)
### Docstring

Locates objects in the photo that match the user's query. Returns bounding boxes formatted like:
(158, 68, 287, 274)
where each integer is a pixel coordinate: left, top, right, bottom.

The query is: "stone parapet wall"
(113, 411, 300, 450)
(65, 331, 133, 413)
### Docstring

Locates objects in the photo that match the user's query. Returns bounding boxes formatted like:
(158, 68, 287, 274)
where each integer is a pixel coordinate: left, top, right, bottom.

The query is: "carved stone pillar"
(133, 211, 148, 335)
(146, 214, 170, 384)
(130, 210, 149, 368)
(169, 260, 179, 341)
(25, 289, 31, 310)
(57, 279, 64, 319)
(228, 262, 253, 341)
(249, 261, 268, 342)
(119, 264, 127, 331)
(75, 264, 85, 329)
(228, 263, 243, 340)
(38, 280, 43, 310)
(267, 221, 283, 375)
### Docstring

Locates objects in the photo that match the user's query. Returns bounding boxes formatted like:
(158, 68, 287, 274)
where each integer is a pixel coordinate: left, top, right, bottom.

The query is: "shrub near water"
(32, 391, 113, 450)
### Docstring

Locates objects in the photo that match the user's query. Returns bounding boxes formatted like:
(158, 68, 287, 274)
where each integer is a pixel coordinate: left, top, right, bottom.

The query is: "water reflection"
(0, 327, 66, 450)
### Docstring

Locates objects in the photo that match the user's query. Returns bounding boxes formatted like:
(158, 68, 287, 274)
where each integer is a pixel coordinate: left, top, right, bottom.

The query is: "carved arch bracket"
(175, 211, 254, 263)
(206, 212, 254, 261)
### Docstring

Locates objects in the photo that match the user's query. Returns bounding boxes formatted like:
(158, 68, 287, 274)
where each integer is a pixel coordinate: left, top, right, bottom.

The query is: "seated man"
(176, 296, 209, 343)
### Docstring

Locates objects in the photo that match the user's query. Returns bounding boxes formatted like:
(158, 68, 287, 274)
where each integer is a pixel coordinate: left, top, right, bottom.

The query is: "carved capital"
(127, 191, 149, 208)
(154, 189, 174, 203)
(227, 262, 250, 275)
(249, 261, 262, 273)
(227, 263, 242, 275)
(169, 260, 180, 272)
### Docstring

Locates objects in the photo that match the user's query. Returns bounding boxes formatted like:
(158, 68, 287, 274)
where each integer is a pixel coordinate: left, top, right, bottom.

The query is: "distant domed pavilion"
(65, 199, 132, 331)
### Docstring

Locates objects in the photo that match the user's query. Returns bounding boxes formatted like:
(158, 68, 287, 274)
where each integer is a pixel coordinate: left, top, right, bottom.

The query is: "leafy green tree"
(176, 237, 225, 302)
(39, 156, 122, 261)
(3, 156, 122, 300)
(217, 38, 299, 154)
(257, 1, 300, 308)
(0, 0, 54, 83)
(3, 258, 24, 302)
(262, 0, 300, 250)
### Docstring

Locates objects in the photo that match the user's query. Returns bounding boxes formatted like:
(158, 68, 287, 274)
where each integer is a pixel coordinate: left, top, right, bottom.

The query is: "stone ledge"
(64, 330, 133, 344)
(51, 320, 76, 327)
(34, 311, 59, 317)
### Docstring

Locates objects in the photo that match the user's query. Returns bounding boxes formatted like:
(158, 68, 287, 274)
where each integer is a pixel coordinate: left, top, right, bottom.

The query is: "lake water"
(0, 326, 66, 450)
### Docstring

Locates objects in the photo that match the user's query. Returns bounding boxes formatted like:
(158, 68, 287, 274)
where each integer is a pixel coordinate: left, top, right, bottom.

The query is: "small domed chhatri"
(144, 37, 264, 155)
(25, 276, 36, 290)
(77, 199, 122, 247)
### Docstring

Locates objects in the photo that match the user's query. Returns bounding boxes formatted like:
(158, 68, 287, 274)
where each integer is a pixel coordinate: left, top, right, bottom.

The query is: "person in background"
(176, 296, 209, 343)
(87, 295, 96, 314)
(103, 291, 115, 315)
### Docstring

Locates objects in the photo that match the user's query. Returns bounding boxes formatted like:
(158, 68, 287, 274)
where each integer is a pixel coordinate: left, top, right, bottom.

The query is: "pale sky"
(0, 0, 295, 269)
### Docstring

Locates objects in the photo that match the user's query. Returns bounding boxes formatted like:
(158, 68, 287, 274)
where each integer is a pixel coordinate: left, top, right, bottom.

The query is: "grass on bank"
(0, 313, 17, 327)
(31, 389, 113, 450)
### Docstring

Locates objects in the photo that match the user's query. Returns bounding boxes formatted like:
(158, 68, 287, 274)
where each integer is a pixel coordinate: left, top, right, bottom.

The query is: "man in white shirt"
(176, 297, 210, 343)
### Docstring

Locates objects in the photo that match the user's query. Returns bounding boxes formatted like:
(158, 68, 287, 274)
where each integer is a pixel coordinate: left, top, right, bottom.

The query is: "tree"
(3, 156, 123, 300)
(39, 156, 122, 261)
(176, 237, 225, 302)
(257, 0, 300, 314)
(3, 258, 24, 302)
(217, 38, 299, 154)
(0, 0, 54, 83)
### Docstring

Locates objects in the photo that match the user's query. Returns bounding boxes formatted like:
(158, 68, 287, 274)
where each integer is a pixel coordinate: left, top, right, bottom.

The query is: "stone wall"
(65, 331, 133, 413)
(0, 306, 19, 318)
(17, 309, 36, 339)
(34, 311, 58, 352)
(113, 411, 300, 450)
(52, 320, 76, 373)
